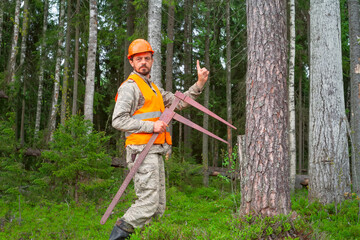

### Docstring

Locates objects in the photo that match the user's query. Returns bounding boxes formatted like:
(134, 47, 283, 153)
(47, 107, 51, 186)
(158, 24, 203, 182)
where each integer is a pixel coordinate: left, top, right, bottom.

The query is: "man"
(110, 39, 209, 240)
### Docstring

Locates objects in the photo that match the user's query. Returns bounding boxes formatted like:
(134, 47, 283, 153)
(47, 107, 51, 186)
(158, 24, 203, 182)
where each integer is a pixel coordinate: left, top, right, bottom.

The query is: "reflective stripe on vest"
(118, 74, 172, 146)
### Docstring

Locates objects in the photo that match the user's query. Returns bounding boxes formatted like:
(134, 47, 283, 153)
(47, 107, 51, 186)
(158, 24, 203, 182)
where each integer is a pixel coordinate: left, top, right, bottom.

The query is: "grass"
(1, 176, 360, 239)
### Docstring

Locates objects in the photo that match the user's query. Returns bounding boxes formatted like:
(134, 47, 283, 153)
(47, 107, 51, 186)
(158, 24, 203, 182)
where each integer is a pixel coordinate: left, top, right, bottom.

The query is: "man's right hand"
(153, 120, 168, 133)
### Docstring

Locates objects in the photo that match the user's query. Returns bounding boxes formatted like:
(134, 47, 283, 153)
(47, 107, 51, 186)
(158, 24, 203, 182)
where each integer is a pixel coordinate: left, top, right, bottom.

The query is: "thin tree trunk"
(48, 0, 66, 141)
(0, 0, 4, 58)
(298, 61, 303, 174)
(34, 0, 49, 139)
(148, 0, 162, 87)
(61, 0, 72, 125)
(72, 0, 80, 116)
(165, 0, 175, 159)
(348, 0, 360, 195)
(124, 0, 134, 79)
(183, 0, 193, 158)
(309, 0, 350, 204)
(288, 0, 296, 192)
(7, 0, 21, 84)
(84, 0, 98, 123)
(165, 1, 175, 93)
(226, 0, 233, 171)
(202, 0, 211, 187)
(241, 0, 290, 216)
(19, 0, 29, 146)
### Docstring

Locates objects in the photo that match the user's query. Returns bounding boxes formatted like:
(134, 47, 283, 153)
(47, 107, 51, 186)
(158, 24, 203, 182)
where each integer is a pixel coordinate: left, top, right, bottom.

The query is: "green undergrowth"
(1, 182, 360, 239)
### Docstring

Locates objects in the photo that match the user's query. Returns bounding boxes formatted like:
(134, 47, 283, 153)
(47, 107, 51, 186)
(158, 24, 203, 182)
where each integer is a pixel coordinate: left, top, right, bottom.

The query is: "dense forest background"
(1, 0, 360, 239)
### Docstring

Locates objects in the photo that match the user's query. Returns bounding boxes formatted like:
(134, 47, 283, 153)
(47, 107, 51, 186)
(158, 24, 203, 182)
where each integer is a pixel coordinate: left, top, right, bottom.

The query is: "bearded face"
(129, 52, 154, 77)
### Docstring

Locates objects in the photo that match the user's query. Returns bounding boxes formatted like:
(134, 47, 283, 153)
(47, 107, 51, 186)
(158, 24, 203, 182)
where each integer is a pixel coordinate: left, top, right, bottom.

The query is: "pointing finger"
(197, 60, 200, 71)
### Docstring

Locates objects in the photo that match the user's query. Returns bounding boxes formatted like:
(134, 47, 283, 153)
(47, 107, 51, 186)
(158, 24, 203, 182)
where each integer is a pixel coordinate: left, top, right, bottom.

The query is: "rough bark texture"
(84, 0, 98, 123)
(348, 0, 360, 195)
(61, 0, 72, 125)
(48, 0, 66, 141)
(35, 0, 49, 138)
(309, 0, 351, 204)
(148, 0, 162, 87)
(72, 0, 80, 116)
(241, 0, 290, 216)
(288, 0, 296, 191)
(202, 0, 210, 187)
(7, 0, 21, 83)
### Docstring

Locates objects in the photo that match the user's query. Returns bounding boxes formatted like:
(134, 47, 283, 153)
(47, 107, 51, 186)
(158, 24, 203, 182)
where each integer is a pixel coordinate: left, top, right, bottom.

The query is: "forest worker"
(109, 39, 209, 240)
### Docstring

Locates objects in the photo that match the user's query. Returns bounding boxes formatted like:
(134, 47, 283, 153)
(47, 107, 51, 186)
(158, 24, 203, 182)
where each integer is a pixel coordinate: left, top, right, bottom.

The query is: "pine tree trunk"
(165, 1, 175, 93)
(297, 61, 303, 174)
(309, 0, 350, 204)
(7, 0, 21, 84)
(34, 0, 49, 139)
(124, 0, 134, 79)
(240, 0, 290, 216)
(226, 0, 233, 171)
(72, 0, 80, 116)
(48, 0, 66, 141)
(0, 0, 4, 58)
(148, 0, 162, 87)
(288, 0, 296, 192)
(183, 0, 193, 158)
(19, 0, 29, 146)
(61, 0, 72, 125)
(165, 0, 175, 158)
(84, 0, 98, 123)
(348, 0, 360, 195)
(202, 0, 210, 187)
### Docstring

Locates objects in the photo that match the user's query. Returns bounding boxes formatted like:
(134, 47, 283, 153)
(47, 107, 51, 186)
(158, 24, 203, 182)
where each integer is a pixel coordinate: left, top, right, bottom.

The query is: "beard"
(136, 65, 151, 76)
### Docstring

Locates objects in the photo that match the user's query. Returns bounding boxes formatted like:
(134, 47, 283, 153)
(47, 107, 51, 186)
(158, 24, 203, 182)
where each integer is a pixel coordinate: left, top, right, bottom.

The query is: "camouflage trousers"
(122, 150, 166, 229)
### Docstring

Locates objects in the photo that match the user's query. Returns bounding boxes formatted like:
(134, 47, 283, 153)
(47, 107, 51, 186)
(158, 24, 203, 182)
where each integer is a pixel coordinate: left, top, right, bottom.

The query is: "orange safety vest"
(115, 74, 172, 146)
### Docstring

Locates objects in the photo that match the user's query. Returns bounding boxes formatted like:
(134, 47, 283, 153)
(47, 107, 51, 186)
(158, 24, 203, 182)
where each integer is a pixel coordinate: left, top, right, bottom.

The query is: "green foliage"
(0, 113, 28, 200)
(38, 115, 113, 202)
(292, 189, 360, 239)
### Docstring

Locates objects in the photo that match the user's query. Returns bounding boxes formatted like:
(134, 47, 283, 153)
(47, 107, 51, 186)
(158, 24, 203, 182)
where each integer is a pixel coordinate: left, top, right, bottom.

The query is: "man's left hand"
(196, 60, 209, 89)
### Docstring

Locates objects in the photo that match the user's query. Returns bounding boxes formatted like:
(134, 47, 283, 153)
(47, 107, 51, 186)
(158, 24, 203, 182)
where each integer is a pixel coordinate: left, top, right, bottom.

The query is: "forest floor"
(1, 175, 360, 240)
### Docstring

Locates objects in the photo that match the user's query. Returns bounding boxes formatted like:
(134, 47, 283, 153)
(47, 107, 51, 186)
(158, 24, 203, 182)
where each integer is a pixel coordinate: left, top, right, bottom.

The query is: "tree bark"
(241, 0, 290, 216)
(288, 0, 296, 192)
(61, 0, 72, 125)
(309, 0, 351, 204)
(84, 0, 98, 123)
(165, 0, 175, 159)
(297, 60, 303, 174)
(34, 0, 49, 139)
(202, 0, 211, 187)
(0, 0, 4, 58)
(148, 0, 162, 87)
(7, 0, 21, 84)
(19, 0, 30, 146)
(226, 0, 233, 172)
(72, 0, 80, 116)
(348, 0, 360, 195)
(183, 0, 193, 158)
(48, 0, 66, 141)
(124, 0, 134, 80)
(165, 1, 175, 93)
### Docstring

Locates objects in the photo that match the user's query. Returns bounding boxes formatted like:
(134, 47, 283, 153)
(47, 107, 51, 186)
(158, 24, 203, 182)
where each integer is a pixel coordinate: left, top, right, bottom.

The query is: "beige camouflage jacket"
(112, 71, 203, 155)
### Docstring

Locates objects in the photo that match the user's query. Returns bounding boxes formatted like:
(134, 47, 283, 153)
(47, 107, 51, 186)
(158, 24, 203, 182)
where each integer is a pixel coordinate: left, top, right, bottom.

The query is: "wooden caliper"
(100, 91, 236, 224)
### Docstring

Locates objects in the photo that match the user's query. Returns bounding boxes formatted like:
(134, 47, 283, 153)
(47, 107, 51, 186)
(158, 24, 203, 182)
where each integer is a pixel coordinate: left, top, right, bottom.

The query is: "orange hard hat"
(127, 39, 154, 59)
